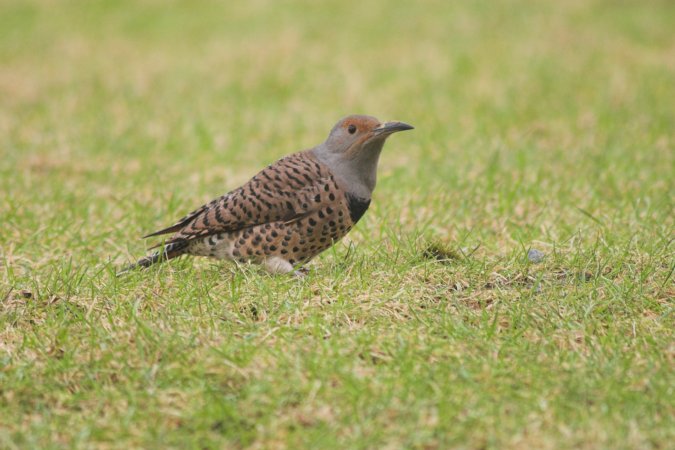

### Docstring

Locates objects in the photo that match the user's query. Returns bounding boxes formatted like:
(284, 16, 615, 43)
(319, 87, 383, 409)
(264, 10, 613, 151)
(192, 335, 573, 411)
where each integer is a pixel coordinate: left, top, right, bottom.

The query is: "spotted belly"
(187, 200, 354, 268)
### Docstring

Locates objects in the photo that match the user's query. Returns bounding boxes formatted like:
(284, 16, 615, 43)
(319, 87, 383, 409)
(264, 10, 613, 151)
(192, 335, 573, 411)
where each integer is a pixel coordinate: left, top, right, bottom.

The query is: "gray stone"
(528, 248, 545, 263)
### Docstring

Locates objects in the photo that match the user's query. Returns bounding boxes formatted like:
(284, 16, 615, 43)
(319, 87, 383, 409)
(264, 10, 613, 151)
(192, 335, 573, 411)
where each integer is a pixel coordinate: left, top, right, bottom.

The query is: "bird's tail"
(117, 241, 189, 275)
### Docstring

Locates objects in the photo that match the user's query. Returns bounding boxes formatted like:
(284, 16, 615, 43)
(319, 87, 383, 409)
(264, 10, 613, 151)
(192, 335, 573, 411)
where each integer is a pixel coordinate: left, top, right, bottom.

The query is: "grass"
(1, 0, 673, 448)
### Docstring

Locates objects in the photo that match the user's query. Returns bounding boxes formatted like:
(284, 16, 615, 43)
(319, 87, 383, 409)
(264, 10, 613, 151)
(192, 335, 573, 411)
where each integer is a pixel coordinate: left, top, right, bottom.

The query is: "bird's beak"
(373, 121, 414, 135)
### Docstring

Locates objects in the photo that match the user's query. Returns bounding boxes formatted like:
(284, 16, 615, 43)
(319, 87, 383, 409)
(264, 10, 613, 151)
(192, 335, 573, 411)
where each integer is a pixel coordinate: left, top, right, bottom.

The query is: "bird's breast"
(345, 193, 371, 224)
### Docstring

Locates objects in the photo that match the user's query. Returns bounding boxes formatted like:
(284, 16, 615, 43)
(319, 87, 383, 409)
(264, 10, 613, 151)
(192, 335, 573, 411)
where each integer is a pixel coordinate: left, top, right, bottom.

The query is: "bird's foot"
(293, 266, 310, 278)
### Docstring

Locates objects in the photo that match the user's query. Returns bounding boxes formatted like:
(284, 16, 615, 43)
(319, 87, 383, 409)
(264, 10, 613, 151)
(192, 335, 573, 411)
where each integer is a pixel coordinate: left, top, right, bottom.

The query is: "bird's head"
(323, 115, 414, 158)
(313, 115, 414, 197)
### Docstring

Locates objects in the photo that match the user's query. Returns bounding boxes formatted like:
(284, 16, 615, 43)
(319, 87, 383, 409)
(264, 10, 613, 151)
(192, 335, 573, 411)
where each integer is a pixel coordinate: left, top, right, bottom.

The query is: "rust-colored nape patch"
(342, 116, 380, 135)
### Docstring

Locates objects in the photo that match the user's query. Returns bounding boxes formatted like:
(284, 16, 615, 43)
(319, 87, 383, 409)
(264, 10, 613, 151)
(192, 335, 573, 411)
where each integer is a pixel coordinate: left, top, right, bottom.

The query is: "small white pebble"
(528, 249, 545, 263)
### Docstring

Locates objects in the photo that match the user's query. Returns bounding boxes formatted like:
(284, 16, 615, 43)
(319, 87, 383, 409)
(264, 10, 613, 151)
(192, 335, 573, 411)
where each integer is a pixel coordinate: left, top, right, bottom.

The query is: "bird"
(123, 115, 413, 275)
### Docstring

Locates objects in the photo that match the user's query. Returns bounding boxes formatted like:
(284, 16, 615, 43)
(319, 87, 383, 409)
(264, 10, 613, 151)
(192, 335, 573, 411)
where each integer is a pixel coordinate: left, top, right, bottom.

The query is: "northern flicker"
(125, 115, 413, 275)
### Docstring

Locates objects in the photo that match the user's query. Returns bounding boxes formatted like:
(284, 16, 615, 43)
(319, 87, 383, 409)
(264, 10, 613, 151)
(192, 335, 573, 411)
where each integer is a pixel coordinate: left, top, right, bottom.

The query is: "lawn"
(0, 0, 673, 448)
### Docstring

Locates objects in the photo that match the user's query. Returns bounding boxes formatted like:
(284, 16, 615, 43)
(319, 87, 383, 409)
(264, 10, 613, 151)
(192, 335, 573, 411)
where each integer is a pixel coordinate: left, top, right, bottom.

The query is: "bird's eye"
(348, 124, 357, 134)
